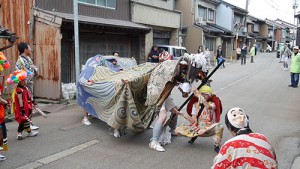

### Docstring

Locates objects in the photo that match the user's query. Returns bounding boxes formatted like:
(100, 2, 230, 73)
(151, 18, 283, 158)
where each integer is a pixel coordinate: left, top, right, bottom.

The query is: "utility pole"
(73, 0, 80, 83)
(244, 0, 249, 45)
(293, 0, 298, 46)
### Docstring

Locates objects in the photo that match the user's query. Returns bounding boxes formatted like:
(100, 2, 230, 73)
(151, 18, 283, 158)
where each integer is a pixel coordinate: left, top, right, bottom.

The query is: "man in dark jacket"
(241, 44, 247, 65)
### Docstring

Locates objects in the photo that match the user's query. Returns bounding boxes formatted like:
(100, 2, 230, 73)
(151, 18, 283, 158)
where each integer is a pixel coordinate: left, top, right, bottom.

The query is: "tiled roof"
(195, 23, 233, 34)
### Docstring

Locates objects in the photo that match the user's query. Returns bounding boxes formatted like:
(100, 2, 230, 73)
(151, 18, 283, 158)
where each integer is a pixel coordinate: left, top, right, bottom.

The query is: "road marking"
(214, 62, 271, 94)
(16, 140, 100, 169)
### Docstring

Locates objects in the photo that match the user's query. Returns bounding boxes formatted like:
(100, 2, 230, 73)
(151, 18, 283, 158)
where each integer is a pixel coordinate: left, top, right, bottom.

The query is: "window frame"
(78, 0, 116, 9)
(198, 5, 207, 21)
(208, 9, 214, 21)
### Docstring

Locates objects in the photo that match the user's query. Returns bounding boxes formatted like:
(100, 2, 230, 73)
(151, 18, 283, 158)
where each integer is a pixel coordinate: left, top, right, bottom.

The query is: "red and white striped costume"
(212, 133, 277, 169)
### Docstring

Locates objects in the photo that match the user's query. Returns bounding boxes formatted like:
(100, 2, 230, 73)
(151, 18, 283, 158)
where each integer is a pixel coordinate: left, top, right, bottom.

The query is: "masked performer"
(212, 107, 277, 169)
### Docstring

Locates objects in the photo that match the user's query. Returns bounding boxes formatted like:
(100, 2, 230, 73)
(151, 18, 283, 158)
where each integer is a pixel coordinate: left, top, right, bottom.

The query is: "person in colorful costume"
(0, 85, 9, 161)
(175, 85, 224, 153)
(212, 107, 277, 169)
(6, 70, 38, 140)
(186, 85, 223, 144)
(0, 52, 10, 161)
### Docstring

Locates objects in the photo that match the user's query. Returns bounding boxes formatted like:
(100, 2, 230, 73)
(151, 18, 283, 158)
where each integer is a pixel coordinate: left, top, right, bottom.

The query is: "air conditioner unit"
(195, 17, 203, 25)
(242, 27, 247, 33)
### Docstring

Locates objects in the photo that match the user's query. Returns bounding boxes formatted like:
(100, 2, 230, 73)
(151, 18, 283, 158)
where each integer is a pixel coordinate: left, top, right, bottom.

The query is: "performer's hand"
(199, 95, 206, 104)
(192, 87, 199, 97)
(197, 129, 206, 135)
(192, 125, 199, 131)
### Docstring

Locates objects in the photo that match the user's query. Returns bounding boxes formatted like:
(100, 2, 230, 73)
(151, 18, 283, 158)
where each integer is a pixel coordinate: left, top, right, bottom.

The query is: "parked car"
(150, 45, 188, 60)
(266, 44, 272, 52)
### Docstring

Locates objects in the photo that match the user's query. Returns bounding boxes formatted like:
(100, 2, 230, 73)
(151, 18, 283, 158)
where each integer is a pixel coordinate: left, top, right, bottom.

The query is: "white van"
(152, 45, 188, 60)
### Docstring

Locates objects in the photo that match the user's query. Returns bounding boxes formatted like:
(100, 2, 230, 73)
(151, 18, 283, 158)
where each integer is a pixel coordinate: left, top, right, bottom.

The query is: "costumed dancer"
(149, 60, 192, 152)
(175, 85, 224, 153)
(15, 42, 39, 130)
(186, 85, 223, 144)
(6, 70, 38, 140)
(149, 82, 192, 152)
(0, 86, 9, 162)
(212, 107, 277, 169)
(0, 52, 10, 161)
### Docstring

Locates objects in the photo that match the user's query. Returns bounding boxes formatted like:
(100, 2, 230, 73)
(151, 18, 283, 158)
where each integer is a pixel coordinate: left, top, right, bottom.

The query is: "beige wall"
(176, 0, 205, 52)
(185, 26, 203, 53)
(260, 24, 268, 37)
(131, 0, 175, 10)
(132, 3, 180, 28)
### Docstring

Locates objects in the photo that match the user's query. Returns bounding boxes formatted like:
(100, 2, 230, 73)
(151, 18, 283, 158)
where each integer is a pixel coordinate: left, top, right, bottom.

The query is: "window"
(208, 9, 214, 21)
(79, 0, 116, 8)
(253, 24, 260, 32)
(198, 6, 207, 20)
(205, 37, 215, 51)
(234, 15, 243, 24)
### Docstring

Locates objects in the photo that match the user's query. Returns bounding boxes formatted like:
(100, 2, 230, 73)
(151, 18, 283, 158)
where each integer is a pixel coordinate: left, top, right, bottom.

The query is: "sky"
(223, 0, 298, 25)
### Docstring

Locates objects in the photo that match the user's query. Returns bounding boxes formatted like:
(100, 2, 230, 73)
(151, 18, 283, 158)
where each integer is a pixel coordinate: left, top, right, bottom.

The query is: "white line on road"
(16, 140, 100, 169)
(214, 62, 271, 94)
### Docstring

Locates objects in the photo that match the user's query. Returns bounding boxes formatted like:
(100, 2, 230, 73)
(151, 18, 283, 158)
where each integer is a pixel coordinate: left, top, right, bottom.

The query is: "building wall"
(131, 0, 175, 10)
(185, 26, 203, 53)
(35, 0, 130, 20)
(131, 3, 180, 28)
(176, 0, 204, 52)
(216, 3, 233, 31)
(131, 0, 180, 56)
(33, 20, 61, 99)
(260, 24, 268, 50)
(195, 0, 216, 24)
(0, 0, 32, 76)
(260, 24, 268, 37)
(275, 28, 283, 43)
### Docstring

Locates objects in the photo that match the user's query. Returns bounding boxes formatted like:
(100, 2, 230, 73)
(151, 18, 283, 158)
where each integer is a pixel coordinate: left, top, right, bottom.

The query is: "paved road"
(1, 52, 300, 169)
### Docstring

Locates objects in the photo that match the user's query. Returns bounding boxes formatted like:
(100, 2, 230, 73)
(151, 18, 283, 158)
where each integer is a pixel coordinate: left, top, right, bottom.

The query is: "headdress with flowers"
(6, 69, 34, 85)
(0, 52, 10, 71)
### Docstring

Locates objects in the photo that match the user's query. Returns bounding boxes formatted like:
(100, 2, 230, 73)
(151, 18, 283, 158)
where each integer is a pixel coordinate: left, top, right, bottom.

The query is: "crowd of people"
(0, 42, 282, 168)
(0, 42, 39, 161)
(80, 44, 279, 168)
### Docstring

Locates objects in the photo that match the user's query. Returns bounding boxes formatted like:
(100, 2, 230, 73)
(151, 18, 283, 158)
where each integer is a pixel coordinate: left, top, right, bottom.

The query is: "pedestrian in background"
(236, 46, 241, 60)
(148, 46, 160, 63)
(204, 47, 211, 68)
(241, 44, 247, 65)
(279, 44, 285, 63)
(282, 44, 291, 71)
(212, 107, 277, 169)
(216, 45, 225, 68)
(198, 45, 203, 54)
(250, 44, 256, 63)
(288, 46, 300, 88)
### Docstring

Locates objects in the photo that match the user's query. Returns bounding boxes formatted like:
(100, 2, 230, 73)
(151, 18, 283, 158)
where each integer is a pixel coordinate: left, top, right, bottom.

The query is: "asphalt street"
(1, 52, 300, 169)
